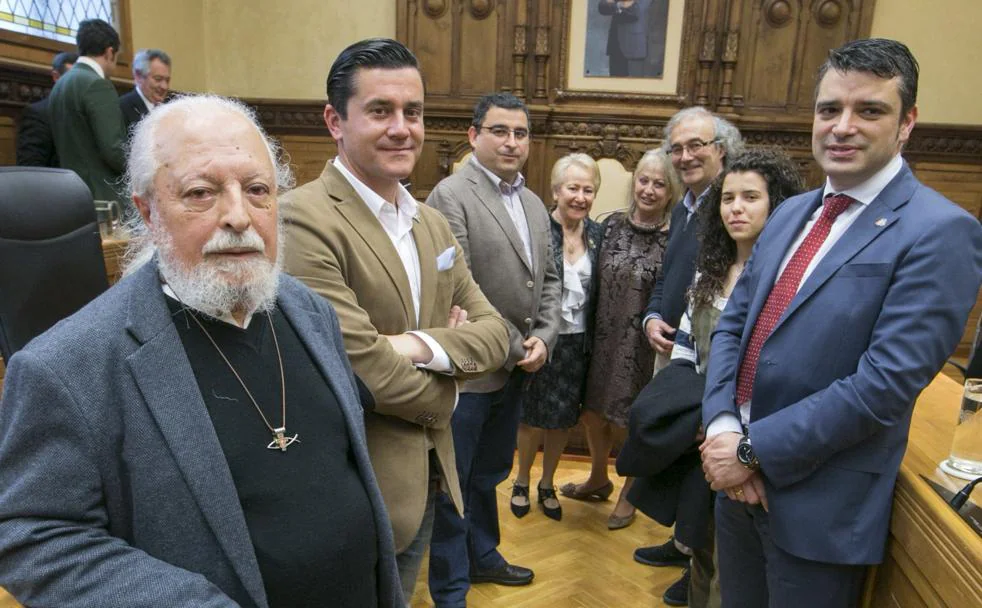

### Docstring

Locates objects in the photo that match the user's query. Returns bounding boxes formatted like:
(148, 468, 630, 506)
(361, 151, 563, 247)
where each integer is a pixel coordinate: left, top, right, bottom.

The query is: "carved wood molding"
(3, 59, 977, 164)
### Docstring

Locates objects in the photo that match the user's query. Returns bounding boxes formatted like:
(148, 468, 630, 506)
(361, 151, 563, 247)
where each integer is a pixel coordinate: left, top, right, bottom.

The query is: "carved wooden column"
(695, 0, 722, 106)
(533, 25, 549, 98)
(717, 0, 743, 111)
(512, 0, 528, 97)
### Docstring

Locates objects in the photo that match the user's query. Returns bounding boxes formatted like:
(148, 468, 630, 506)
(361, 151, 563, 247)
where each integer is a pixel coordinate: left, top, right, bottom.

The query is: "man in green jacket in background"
(48, 18, 127, 209)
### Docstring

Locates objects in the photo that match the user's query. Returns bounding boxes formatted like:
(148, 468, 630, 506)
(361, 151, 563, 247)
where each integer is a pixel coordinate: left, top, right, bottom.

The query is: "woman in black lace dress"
(560, 149, 681, 529)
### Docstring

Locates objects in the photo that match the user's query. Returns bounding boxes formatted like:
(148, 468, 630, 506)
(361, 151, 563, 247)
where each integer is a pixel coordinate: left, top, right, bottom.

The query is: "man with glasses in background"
(426, 92, 561, 607)
(635, 106, 743, 606)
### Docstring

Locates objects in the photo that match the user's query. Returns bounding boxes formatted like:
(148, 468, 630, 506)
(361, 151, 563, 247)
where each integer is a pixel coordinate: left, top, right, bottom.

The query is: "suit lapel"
(412, 215, 439, 327)
(464, 163, 533, 273)
(124, 264, 268, 608)
(321, 163, 416, 327)
(768, 166, 916, 335)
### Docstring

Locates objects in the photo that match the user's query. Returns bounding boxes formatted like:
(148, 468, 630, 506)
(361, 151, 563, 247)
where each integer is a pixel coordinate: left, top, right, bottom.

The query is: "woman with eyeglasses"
(560, 149, 681, 529)
(511, 154, 605, 522)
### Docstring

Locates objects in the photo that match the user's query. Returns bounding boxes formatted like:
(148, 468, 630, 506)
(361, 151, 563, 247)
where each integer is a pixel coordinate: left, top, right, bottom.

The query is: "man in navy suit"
(701, 38, 982, 607)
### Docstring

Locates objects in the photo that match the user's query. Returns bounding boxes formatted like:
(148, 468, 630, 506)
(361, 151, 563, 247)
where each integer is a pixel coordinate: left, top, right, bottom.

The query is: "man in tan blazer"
(280, 39, 510, 601)
(426, 93, 562, 606)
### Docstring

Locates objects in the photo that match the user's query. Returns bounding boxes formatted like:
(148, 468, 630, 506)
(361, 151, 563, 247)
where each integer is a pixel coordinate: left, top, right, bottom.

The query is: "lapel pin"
(875, 218, 887, 227)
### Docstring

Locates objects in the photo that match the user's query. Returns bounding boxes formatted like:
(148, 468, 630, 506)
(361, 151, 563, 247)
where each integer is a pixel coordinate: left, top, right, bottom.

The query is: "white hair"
(122, 94, 294, 276)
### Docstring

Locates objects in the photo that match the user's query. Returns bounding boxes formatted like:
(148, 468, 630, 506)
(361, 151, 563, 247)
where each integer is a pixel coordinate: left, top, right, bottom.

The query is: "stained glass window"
(0, 0, 116, 45)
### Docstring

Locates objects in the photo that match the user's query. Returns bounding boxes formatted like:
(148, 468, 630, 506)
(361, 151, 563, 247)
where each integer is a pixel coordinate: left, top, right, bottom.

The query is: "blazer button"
(524, 317, 532, 325)
(526, 280, 534, 288)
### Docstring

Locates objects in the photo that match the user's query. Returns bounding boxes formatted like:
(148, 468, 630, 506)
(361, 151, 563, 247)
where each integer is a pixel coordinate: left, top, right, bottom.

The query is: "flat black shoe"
(510, 482, 530, 518)
(634, 539, 690, 568)
(663, 567, 690, 606)
(537, 484, 562, 521)
(469, 563, 534, 586)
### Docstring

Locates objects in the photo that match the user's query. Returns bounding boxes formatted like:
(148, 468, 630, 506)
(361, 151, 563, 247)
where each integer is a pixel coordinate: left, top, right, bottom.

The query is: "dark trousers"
(428, 371, 525, 607)
(715, 495, 866, 608)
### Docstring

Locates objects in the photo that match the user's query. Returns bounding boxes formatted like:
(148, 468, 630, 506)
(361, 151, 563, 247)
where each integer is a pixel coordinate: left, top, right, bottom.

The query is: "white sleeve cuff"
(408, 331, 453, 373)
(706, 412, 743, 438)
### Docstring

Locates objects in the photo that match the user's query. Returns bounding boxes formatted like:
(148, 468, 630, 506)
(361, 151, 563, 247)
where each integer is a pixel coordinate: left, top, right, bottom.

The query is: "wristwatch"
(737, 435, 760, 472)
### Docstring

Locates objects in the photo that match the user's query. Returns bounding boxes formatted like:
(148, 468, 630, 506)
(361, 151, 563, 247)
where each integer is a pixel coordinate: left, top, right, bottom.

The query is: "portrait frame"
(555, 0, 698, 104)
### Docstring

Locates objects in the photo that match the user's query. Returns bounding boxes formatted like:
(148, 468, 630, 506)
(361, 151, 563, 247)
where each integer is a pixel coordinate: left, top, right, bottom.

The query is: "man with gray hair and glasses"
(119, 48, 172, 131)
(631, 106, 743, 606)
(0, 94, 403, 607)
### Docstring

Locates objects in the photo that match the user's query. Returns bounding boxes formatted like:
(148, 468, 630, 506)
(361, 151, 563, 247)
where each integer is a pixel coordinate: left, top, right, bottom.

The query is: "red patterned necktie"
(734, 193, 855, 406)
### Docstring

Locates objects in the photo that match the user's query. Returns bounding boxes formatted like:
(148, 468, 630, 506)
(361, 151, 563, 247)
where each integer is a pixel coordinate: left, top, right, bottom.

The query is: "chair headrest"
(0, 167, 97, 240)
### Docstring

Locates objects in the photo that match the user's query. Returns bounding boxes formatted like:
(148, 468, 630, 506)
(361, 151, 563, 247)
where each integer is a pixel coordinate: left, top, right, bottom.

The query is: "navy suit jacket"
(703, 163, 982, 565)
(15, 98, 59, 167)
(0, 261, 402, 607)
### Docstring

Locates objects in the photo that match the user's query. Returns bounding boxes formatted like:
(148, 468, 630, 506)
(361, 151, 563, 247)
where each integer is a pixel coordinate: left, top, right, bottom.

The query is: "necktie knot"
(823, 193, 854, 221)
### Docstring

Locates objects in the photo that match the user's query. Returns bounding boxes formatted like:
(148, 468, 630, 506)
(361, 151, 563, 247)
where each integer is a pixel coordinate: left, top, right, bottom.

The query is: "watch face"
(737, 442, 753, 465)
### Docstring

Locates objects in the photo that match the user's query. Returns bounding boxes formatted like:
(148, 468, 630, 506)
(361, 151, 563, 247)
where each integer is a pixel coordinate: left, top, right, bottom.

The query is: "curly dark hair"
(688, 147, 806, 310)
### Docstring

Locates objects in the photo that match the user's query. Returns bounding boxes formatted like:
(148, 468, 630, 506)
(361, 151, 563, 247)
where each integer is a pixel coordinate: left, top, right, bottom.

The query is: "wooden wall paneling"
(413, 0, 455, 95)
(0, 117, 15, 166)
(716, 0, 745, 111)
(694, 0, 724, 106)
(736, 0, 804, 109)
(789, 0, 868, 112)
(457, 0, 503, 96)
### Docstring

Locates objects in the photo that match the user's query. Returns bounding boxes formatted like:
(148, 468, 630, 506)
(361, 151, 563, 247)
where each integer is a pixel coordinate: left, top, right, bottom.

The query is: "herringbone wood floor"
(411, 457, 684, 607)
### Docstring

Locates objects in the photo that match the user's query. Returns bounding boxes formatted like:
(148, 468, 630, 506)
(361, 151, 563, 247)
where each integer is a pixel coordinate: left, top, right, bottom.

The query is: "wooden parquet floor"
(411, 457, 685, 607)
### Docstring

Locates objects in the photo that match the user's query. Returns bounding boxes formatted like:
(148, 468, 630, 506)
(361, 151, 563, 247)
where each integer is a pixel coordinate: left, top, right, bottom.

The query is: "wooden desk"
(864, 374, 982, 607)
(102, 236, 128, 285)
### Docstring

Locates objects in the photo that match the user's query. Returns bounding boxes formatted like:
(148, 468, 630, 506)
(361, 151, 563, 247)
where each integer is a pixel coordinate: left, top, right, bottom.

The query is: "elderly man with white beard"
(0, 95, 403, 608)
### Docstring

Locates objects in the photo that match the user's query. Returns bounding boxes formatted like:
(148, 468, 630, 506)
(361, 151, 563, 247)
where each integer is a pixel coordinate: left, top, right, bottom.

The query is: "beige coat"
(281, 162, 510, 551)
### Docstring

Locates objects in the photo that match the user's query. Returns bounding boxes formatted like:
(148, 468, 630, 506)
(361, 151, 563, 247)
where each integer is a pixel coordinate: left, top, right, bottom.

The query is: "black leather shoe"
(633, 539, 690, 567)
(537, 484, 562, 521)
(662, 567, 690, 606)
(469, 563, 534, 586)
(510, 482, 530, 518)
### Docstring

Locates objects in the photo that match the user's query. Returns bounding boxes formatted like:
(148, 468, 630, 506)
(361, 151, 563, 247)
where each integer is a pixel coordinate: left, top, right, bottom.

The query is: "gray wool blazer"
(0, 261, 402, 608)
(426, 160, 561, 392)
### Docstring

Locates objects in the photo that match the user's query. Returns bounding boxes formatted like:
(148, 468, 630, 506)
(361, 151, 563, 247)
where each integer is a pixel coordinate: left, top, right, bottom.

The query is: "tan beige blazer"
(426, 160, 562, 392)
(281, 162, 510, 552)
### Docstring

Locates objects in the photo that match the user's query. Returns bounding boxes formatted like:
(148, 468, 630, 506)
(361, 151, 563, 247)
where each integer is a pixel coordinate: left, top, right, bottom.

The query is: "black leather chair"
(0, 167, 109, 362)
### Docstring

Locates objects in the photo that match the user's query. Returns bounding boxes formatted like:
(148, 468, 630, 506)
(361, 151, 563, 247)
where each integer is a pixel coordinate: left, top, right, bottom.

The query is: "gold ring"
(734, 489, 744, 497)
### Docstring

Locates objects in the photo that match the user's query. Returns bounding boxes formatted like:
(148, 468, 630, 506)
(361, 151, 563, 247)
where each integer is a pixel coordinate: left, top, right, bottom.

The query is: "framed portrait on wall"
(558, 0, 694, 102)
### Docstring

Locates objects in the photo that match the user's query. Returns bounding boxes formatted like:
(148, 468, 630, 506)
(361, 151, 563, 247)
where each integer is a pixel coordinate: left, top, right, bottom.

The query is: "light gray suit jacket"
(426, 160, 562, 391)
(0, 261, 402, 607)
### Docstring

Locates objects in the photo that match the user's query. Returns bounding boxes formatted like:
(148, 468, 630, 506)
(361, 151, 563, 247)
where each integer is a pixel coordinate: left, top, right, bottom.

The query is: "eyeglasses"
(477, 125, 530, 142)
(669, 138, 719, 158)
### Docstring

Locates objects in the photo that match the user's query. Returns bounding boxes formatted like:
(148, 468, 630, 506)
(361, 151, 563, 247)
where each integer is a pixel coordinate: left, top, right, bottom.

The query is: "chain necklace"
(184, 309, 299, 452)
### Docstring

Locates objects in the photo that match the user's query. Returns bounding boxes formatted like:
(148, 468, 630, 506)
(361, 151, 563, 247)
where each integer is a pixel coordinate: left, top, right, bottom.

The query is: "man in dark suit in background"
(426, 93, 562, 606)
(119, 48, 172, 133)
(47, 18, 126, 206)
(598, 0, 652, 77)
(701, 38, 982, 607)
(15, 51, 77, 167)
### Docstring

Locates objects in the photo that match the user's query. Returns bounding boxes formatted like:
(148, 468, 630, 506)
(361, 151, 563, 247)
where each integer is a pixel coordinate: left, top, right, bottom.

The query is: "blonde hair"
(550, 153, 601, 199)
(629, 149, 681, 219)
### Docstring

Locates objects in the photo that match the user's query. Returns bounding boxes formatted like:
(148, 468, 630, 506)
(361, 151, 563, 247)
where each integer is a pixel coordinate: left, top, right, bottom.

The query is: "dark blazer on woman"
(548, 214, 605, 350)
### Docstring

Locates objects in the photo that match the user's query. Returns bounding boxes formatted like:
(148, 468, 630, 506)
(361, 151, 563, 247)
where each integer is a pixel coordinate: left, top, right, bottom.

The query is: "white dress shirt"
(135, 85, 155, 112)
(470, 156, 533, 267)
(333, 158, 452, 373)
(707, 154, 905, 438)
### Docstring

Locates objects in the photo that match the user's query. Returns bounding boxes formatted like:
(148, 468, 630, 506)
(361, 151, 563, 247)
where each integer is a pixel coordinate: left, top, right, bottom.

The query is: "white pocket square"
(436, 246, 456, 271)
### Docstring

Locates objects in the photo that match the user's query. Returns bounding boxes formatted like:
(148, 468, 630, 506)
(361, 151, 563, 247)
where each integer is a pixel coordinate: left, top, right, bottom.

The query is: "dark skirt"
(521, 332, 587, 430)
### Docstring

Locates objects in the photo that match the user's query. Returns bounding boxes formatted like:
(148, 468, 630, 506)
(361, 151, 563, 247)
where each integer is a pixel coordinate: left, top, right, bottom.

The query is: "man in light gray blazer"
(0, 95, 402, 607)
(426, 92, 561, 607)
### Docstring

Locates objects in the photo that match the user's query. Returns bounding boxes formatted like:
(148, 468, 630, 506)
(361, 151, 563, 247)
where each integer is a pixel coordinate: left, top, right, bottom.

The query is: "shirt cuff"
(706, 412, 743, 438)
(408, 331, 453, 373)
(641, 313, 662, 333)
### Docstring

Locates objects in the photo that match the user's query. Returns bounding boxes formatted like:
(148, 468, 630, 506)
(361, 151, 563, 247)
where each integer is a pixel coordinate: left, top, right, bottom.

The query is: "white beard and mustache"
(151, 215, 283, 320)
